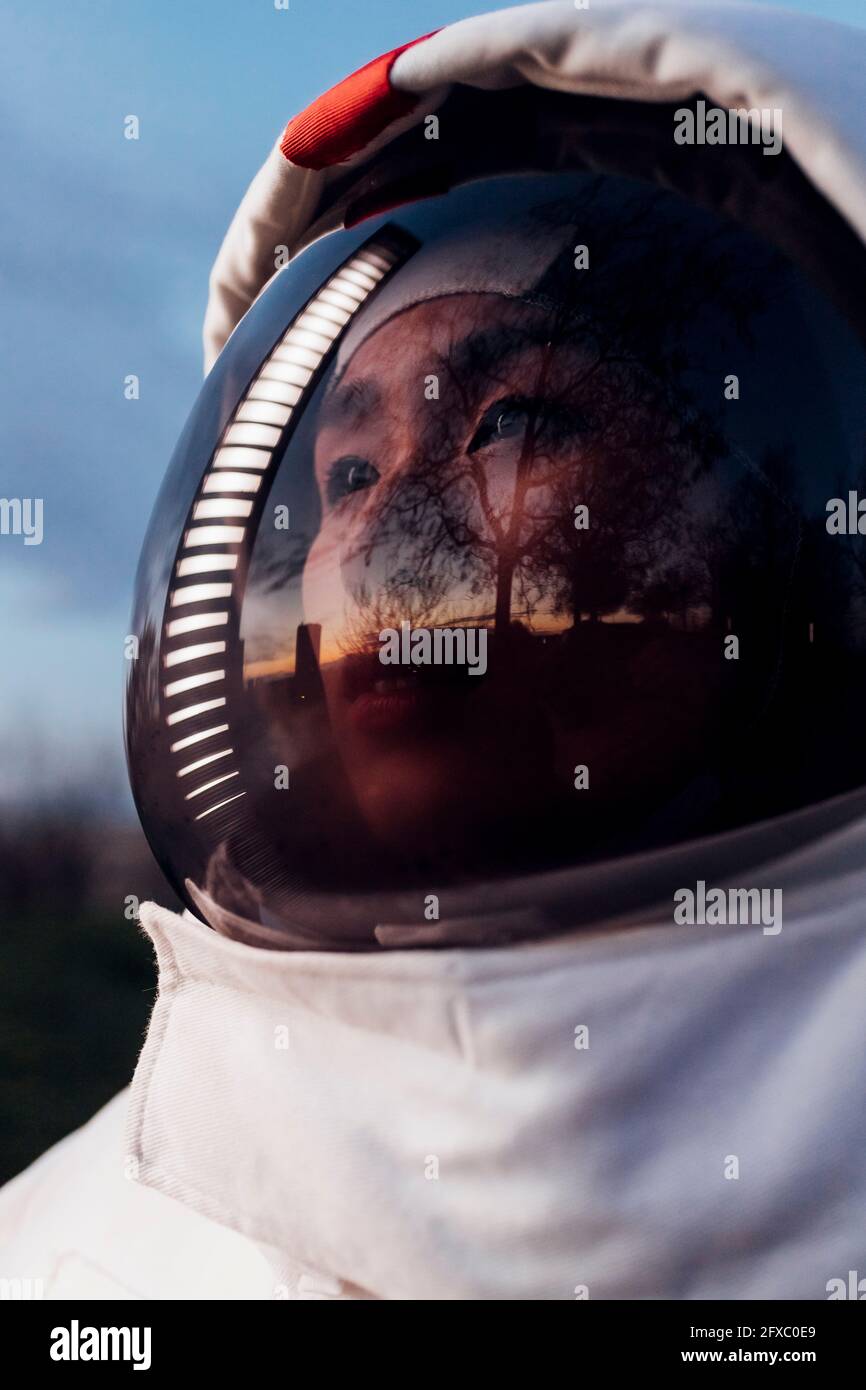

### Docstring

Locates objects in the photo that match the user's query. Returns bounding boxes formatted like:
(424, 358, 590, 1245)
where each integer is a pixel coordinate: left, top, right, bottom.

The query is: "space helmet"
(126, 14, 866, 950)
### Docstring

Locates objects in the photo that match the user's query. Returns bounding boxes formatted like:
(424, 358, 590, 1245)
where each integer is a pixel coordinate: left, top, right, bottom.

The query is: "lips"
(340, 649, 474, 736)
(350, 681, 430, 734)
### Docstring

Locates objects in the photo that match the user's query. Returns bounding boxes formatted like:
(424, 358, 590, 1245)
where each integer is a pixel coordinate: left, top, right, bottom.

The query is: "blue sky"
(0, 0, 863, 812)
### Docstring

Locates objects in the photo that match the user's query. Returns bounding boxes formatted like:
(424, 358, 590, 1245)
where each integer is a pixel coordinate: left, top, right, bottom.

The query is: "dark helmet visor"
(127, 140, 866, 947)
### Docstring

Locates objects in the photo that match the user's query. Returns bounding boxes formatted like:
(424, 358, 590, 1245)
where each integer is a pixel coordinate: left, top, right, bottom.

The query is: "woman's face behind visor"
(303, 292, 708, 868)
(128, 170, 866, 945)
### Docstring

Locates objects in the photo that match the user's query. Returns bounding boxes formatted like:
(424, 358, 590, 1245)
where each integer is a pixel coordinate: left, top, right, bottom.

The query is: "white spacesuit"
(3, 0, 866, 1300)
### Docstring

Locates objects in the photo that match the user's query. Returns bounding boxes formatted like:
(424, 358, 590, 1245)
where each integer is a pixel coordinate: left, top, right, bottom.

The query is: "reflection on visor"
(128, 170, 866, 949)
(162, 230, 418, 824)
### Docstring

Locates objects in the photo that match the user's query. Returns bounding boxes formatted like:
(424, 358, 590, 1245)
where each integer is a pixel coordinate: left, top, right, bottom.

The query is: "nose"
(337, 453, 453, 630)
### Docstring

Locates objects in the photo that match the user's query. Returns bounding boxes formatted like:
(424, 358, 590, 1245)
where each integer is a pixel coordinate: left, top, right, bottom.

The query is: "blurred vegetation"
(0, 814, 179, 1184)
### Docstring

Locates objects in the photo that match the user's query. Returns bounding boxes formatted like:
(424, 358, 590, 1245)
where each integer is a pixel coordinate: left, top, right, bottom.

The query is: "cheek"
(302, 520, 343, 623)
(468, 447, 580, 522)
(303, 502, 376, 628)
(483, 457, 522, 512)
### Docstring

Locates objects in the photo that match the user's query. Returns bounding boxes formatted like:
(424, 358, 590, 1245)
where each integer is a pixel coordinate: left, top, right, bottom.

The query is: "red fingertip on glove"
(280, 31, 440, 171)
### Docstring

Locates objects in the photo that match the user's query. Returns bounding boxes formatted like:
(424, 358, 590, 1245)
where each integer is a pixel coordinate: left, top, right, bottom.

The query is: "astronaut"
(3, 1, 866, 1300)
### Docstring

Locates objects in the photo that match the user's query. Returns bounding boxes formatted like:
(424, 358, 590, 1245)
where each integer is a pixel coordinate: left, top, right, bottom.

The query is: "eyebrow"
(317, 375, 382, 432)
(446, 320, 557, 385)
(316, 316, 565, 435)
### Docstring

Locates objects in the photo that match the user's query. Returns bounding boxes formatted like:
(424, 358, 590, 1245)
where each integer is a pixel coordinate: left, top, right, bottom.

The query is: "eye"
(326, 456, 380, 506)
(467, 396, 589, 456)
(468, 400, 531, 455)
